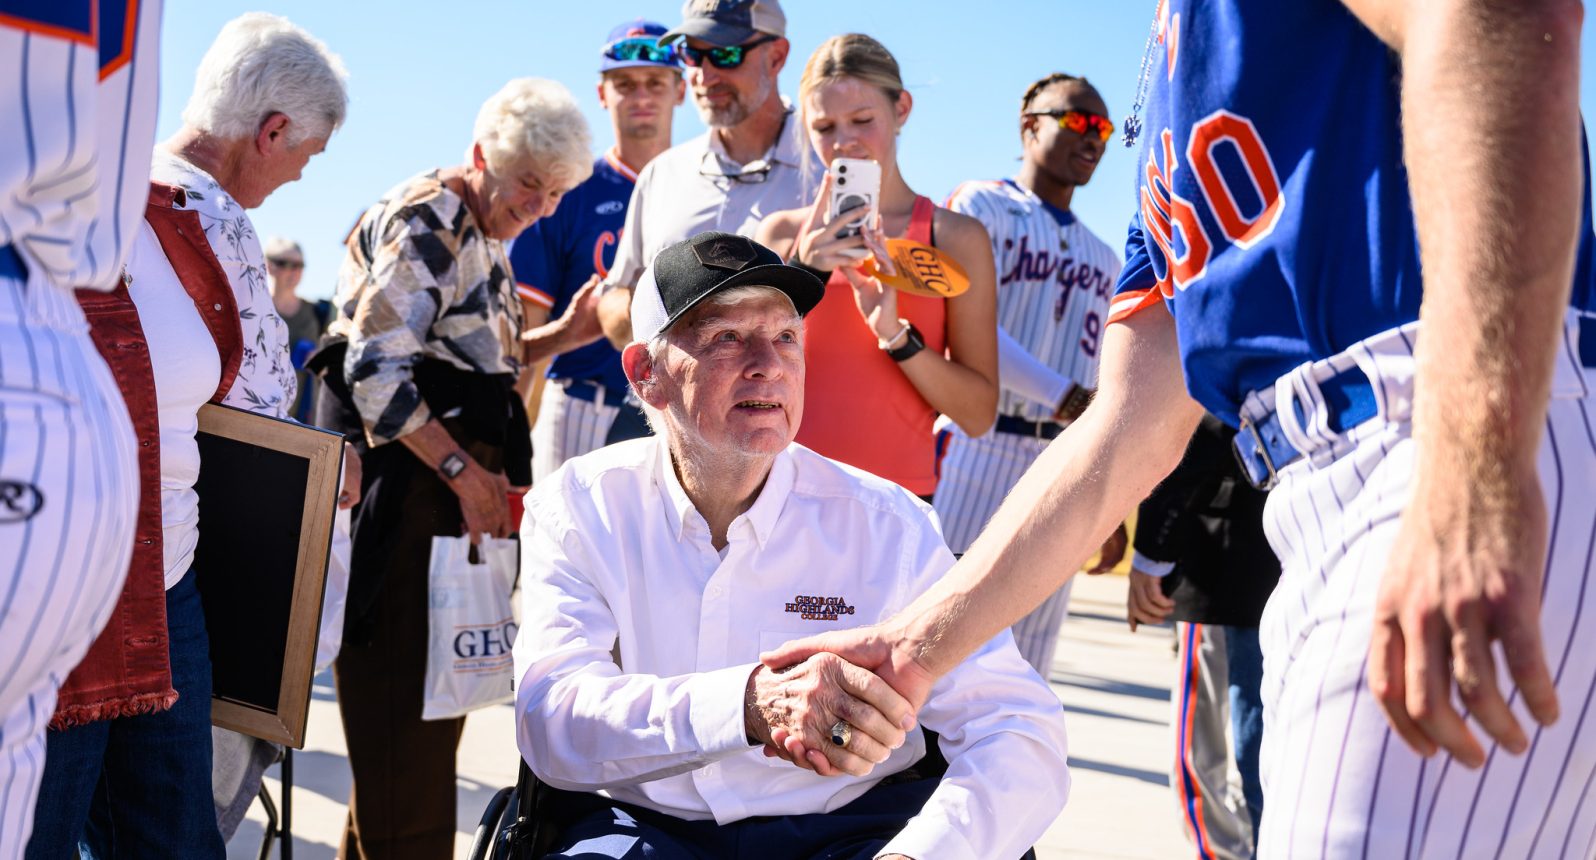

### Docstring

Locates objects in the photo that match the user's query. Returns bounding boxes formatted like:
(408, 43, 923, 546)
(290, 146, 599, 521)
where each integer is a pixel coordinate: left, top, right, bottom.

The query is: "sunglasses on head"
(1025, 109, 1115, 143)
(268, 257, 304, 270)
(679, 34, 777, 70)
(604, 38, 677, 65)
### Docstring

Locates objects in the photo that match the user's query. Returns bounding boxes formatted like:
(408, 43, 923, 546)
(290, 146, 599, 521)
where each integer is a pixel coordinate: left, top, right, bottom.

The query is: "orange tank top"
(796, 196, 947, 496)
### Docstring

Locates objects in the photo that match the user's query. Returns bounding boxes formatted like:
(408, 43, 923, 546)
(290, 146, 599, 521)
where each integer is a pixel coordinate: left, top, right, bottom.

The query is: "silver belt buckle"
(1235, 411, 1279, 491)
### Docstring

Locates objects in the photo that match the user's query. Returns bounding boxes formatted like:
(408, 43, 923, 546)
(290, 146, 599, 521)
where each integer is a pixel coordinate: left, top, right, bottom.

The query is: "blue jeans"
(1224, 625, 1265, 829)
(24, 571, 225, 859)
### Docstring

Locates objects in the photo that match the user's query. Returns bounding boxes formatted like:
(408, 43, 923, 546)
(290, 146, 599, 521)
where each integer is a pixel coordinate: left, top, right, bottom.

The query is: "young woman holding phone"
(756, 33, 998, 499)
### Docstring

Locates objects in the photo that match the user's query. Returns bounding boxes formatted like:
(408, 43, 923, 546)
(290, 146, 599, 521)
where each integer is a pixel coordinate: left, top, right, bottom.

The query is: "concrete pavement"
(225, 573, 1193, 860)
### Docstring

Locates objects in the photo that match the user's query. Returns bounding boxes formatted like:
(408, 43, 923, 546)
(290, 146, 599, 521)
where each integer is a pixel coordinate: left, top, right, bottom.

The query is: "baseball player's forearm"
(598, 286, 633, 349)
(1356, 0, 1583, 764)
(895, 305, 1204, 677)
(1391, 0, 1582, 480)
(996, 325, 1072, 410)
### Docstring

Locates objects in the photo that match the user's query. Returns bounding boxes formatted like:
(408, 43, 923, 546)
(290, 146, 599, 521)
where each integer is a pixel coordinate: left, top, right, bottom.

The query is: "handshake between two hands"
(745, 628, 938, 779)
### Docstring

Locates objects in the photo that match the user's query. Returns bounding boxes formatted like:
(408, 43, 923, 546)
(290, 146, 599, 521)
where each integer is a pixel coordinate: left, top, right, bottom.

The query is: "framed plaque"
(193, 403, 343, 747)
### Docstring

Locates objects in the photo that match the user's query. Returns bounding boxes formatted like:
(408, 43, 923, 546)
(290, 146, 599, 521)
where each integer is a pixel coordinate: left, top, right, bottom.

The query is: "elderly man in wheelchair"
(511, 233, 1069, 860)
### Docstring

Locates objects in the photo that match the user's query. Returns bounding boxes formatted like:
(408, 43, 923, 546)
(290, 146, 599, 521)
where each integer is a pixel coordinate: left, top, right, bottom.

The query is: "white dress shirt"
(514, 437, 1069, 860)
(600, 104, 818, 292)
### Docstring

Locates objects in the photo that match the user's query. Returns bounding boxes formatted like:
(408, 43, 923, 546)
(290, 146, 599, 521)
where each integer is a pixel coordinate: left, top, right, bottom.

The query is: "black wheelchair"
(468, 732, 1038, 860)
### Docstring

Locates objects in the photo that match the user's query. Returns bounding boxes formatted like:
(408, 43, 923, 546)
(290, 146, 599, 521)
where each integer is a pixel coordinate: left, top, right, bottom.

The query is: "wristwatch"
(438, 451, 468, 481)
(885, 323, 925, 363)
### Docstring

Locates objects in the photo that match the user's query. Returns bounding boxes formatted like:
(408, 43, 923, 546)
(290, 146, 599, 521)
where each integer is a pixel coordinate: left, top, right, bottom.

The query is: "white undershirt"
(127, 222, 222, 588)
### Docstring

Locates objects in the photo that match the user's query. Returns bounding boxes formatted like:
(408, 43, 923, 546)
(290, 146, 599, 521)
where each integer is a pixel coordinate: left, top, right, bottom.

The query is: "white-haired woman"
(311, 78, 592, 858)
(23, 13, 347, 859)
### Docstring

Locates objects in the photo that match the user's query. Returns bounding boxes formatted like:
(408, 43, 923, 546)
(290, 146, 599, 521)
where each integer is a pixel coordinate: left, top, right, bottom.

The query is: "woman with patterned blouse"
(315, 78, 594, 859)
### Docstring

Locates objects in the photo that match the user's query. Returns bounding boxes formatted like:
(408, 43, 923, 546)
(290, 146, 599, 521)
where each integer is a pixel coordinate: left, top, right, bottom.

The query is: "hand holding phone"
(828, 158, 881, 240)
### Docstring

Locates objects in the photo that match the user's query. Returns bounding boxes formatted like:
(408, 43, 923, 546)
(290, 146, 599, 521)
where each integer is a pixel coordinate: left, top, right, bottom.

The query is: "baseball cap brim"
(658, 19, 760, 47)
(633, 262, 824, 344)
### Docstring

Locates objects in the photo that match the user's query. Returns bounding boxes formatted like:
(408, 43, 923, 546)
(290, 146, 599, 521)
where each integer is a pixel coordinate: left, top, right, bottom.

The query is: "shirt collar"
(651, 436, 794, 550)
(1005, 177, 1076, 227)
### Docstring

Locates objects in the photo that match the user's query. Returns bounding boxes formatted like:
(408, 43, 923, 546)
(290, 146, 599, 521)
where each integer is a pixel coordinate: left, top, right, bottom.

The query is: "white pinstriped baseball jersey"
(0, 0, 163, 292)
(945, 178, 1120, 420)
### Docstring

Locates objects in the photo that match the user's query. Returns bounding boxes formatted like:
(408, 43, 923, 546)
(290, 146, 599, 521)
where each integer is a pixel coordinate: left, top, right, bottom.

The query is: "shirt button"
(213, 303, 223, 311)
(708, 585, 723, 598)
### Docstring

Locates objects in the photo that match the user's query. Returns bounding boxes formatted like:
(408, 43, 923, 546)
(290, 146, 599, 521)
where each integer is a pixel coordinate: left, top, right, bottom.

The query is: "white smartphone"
(827, 157, 881, 240)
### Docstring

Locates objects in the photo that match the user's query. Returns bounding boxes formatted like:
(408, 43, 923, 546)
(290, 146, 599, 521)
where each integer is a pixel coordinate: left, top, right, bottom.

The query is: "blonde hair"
(181, 13, 348, 146)
(797, 33, 904, 110)
(796, 34, 905, 185)
(472, 78, 594, 188)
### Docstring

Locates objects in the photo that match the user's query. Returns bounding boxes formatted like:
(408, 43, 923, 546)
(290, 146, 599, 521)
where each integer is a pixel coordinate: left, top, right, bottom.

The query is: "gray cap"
(659, 0, 786, 48)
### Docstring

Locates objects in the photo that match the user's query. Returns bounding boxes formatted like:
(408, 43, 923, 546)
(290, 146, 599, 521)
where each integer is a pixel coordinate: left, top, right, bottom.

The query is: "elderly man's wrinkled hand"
(744, 654, 910, 778)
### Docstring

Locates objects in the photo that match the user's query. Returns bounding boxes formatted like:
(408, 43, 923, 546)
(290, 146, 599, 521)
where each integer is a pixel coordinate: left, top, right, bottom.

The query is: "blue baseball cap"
(601, 20, 682, 72)
(659, 0, 786, 48)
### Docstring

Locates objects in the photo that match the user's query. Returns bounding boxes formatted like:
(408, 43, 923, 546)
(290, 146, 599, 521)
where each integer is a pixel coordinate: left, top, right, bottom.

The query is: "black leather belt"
(993, 414, 1064, 440)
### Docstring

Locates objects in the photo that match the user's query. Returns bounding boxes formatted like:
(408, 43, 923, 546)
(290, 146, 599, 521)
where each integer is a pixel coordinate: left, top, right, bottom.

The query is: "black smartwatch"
(886, 323, 925, 363)
(438, 451, 468, 481)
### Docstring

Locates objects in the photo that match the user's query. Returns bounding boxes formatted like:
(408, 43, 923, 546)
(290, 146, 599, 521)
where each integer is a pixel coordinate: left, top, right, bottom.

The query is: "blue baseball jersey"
(1109, 0, 1596, 425)
(509, 151, 636, 391)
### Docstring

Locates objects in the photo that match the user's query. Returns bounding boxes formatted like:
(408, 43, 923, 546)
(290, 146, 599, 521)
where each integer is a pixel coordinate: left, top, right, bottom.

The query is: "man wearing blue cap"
(594, 0, 814, 349)
(510, 19, 686, 481)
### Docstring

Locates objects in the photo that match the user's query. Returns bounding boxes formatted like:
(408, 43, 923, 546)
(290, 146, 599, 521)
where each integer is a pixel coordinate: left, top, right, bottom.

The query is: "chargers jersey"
(509, 150, 634, 392)
(948, 178, 1120, 421)
(0, 0, 164, 291)
(1108, 0, 1595, 425)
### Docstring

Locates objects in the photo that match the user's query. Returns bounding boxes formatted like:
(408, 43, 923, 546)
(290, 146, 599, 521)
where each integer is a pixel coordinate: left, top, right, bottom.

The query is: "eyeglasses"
(267, 258, 305, 270)
(1024, 109, 1116, 143)
(604, 38, 677, 65)
(679, 34, 777, 70)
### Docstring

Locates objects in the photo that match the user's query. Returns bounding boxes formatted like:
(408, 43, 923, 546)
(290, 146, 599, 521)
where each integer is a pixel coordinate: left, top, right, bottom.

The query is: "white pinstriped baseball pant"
(0, 270, 138, 859)
(531, 380, 624, 484)
(1253, 313, 1596, 859)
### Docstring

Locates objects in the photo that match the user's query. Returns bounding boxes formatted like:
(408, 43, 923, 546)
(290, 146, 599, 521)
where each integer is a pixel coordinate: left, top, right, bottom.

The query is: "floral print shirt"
(329, 171, 522, 446)
(149, 151, 295, 419)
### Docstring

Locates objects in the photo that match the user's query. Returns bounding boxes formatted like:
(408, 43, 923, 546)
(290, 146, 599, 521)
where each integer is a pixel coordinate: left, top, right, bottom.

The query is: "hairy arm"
(764, 304, 1203, 699)
(1343, 0, 1585, 764)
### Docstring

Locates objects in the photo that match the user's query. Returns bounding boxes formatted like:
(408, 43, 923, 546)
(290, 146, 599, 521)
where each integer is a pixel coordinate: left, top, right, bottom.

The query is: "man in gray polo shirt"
(596, 0, 816, 348)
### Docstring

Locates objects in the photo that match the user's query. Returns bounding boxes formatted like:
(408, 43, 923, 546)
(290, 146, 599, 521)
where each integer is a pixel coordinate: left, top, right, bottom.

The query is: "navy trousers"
(547, 775, 940, 860)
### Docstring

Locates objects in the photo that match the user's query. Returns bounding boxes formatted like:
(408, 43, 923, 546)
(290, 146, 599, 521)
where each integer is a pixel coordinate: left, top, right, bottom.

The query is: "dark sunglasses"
(679, 34, 776, 70)
(604, 38, 678, 65)
(1024, 109, 1116, 143)
(267, 257, 304, 270)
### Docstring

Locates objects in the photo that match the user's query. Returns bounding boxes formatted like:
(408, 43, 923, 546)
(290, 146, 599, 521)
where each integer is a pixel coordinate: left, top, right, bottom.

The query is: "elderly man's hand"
(758, 623, 936, 776)
(744, 653, 912, 778)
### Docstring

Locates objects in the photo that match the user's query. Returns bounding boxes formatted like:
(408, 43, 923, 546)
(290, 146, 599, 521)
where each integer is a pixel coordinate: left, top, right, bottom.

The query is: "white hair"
(263, 236, 303, 260)
(473, 78, 594, 188)
(181, 13, 349, 146)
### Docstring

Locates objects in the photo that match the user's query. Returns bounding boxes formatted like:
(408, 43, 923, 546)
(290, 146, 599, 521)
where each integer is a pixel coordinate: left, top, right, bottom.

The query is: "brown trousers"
(334, 437, 502, 859)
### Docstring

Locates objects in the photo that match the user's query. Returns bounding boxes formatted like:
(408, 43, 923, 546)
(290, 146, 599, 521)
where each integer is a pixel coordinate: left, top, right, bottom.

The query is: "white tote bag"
(422, 535, 519, 720)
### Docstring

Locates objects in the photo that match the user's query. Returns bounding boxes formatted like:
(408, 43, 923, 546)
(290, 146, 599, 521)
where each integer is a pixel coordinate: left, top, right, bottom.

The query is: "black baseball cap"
(630, 232, 823, 343)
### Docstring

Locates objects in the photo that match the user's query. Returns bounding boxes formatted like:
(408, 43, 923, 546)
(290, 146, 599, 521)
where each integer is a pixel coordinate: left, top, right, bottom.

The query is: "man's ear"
(257, 112, 291, 155)
(766, 37, 790, 76)
(621, 342, 668, 409)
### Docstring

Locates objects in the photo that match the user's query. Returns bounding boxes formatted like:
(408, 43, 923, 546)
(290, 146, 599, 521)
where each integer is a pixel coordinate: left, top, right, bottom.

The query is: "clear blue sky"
(153, 1, 1596, 299)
